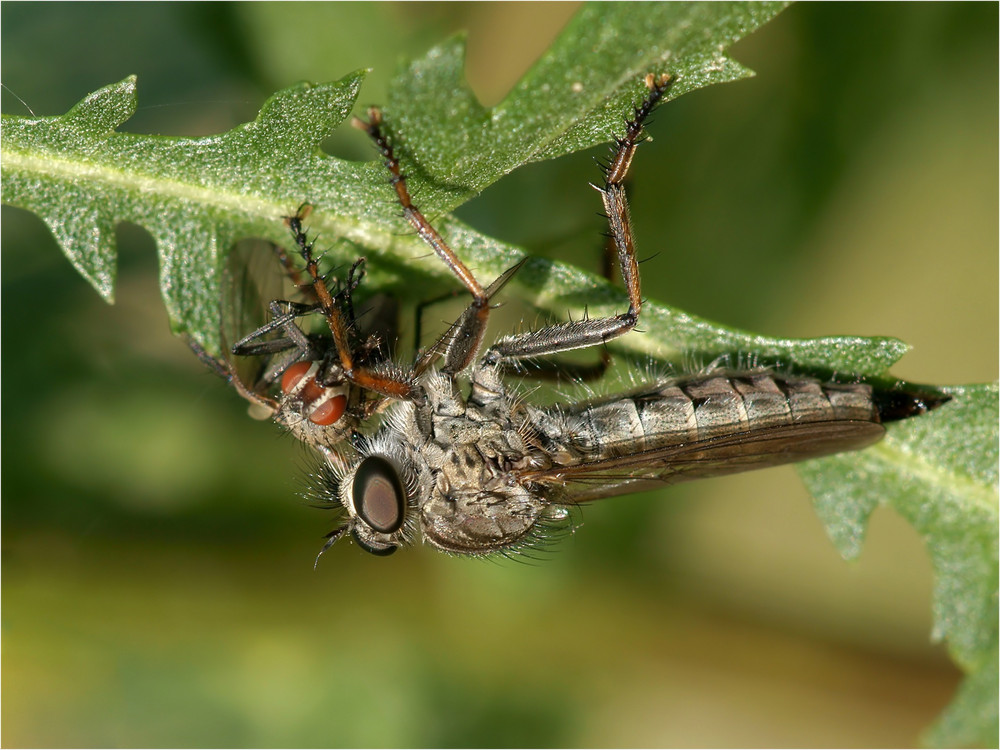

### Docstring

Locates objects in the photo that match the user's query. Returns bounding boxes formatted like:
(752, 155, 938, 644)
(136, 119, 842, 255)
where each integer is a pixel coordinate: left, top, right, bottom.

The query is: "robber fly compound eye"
(310, 451, 413, 563)
(351, 455, 407, 534)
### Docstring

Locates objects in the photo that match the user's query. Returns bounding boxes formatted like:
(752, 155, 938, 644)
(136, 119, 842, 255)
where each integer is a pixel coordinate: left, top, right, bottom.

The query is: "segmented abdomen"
(551, 371, 879, 460)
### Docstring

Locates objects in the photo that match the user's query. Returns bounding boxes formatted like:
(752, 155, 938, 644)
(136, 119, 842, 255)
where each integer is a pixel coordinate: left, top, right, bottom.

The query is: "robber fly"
(306, 73, 949, 558)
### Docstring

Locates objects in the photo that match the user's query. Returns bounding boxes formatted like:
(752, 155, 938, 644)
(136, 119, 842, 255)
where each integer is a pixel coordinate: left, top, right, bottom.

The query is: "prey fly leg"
(209, 206, 415, 449)
(278, 206, 417, 403)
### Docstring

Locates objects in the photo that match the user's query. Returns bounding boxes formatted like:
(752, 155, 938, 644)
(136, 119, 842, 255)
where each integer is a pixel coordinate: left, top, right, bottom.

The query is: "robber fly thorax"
(304, 73, 948, 559)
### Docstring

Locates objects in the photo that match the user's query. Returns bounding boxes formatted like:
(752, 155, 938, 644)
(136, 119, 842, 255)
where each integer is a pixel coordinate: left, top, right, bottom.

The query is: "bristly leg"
(482, 73, 676, 367)
(352, 109, 501, 375)
(188, 335, 280, 413)
(229, 211, 369, 386)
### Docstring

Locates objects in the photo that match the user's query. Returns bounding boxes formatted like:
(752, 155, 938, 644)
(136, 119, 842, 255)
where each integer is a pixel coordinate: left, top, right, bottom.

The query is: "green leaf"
(800, 383, 999, 748)
(2, 72, 370, 342)
(2, 1, 898, 378)
(924, 645, 998, 748)
(382, 3, 779, 194)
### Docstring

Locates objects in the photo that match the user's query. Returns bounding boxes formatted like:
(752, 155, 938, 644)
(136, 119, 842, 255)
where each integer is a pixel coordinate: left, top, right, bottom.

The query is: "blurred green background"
(3, 3, 996, 747)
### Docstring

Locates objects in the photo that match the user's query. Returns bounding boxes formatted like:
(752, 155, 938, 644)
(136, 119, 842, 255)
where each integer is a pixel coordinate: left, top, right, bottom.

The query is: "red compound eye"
(281, 361, 313, 395)
(309, 394, 347, 426)
(280, 363, 347, 426)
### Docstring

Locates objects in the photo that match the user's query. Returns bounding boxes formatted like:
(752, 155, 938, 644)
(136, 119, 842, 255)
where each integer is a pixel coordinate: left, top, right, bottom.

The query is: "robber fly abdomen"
(550, 372, 879, 461)
(533, 371, 891, 496)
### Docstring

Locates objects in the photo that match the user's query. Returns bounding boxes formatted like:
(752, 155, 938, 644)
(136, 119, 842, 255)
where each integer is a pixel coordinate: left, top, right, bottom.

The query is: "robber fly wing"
(516, 419, 886, 504)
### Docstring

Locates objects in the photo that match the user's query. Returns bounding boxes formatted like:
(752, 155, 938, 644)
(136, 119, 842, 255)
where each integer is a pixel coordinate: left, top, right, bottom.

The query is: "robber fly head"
(312, 425, 427, 559)
(311, 376, 561, 560)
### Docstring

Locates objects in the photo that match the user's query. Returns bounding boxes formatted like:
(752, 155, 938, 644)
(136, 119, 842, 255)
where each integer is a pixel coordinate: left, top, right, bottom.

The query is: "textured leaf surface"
(800, 384, 999, 748)
(2, 73, 369, 341)
(2, 2, 903, 377)
(384, 3, 775, 191)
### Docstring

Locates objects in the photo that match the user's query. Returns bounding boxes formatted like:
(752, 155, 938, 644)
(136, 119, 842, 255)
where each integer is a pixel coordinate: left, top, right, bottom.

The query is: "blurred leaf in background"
(2, 3, 996, 747)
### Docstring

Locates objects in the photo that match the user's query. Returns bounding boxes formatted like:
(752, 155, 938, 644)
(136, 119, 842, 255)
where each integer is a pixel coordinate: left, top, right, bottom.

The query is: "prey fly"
(193, 120, 525, 452)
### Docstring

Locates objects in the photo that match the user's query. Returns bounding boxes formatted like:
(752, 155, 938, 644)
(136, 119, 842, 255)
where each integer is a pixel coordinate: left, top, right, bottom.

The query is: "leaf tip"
(65, 75, 139, 132)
